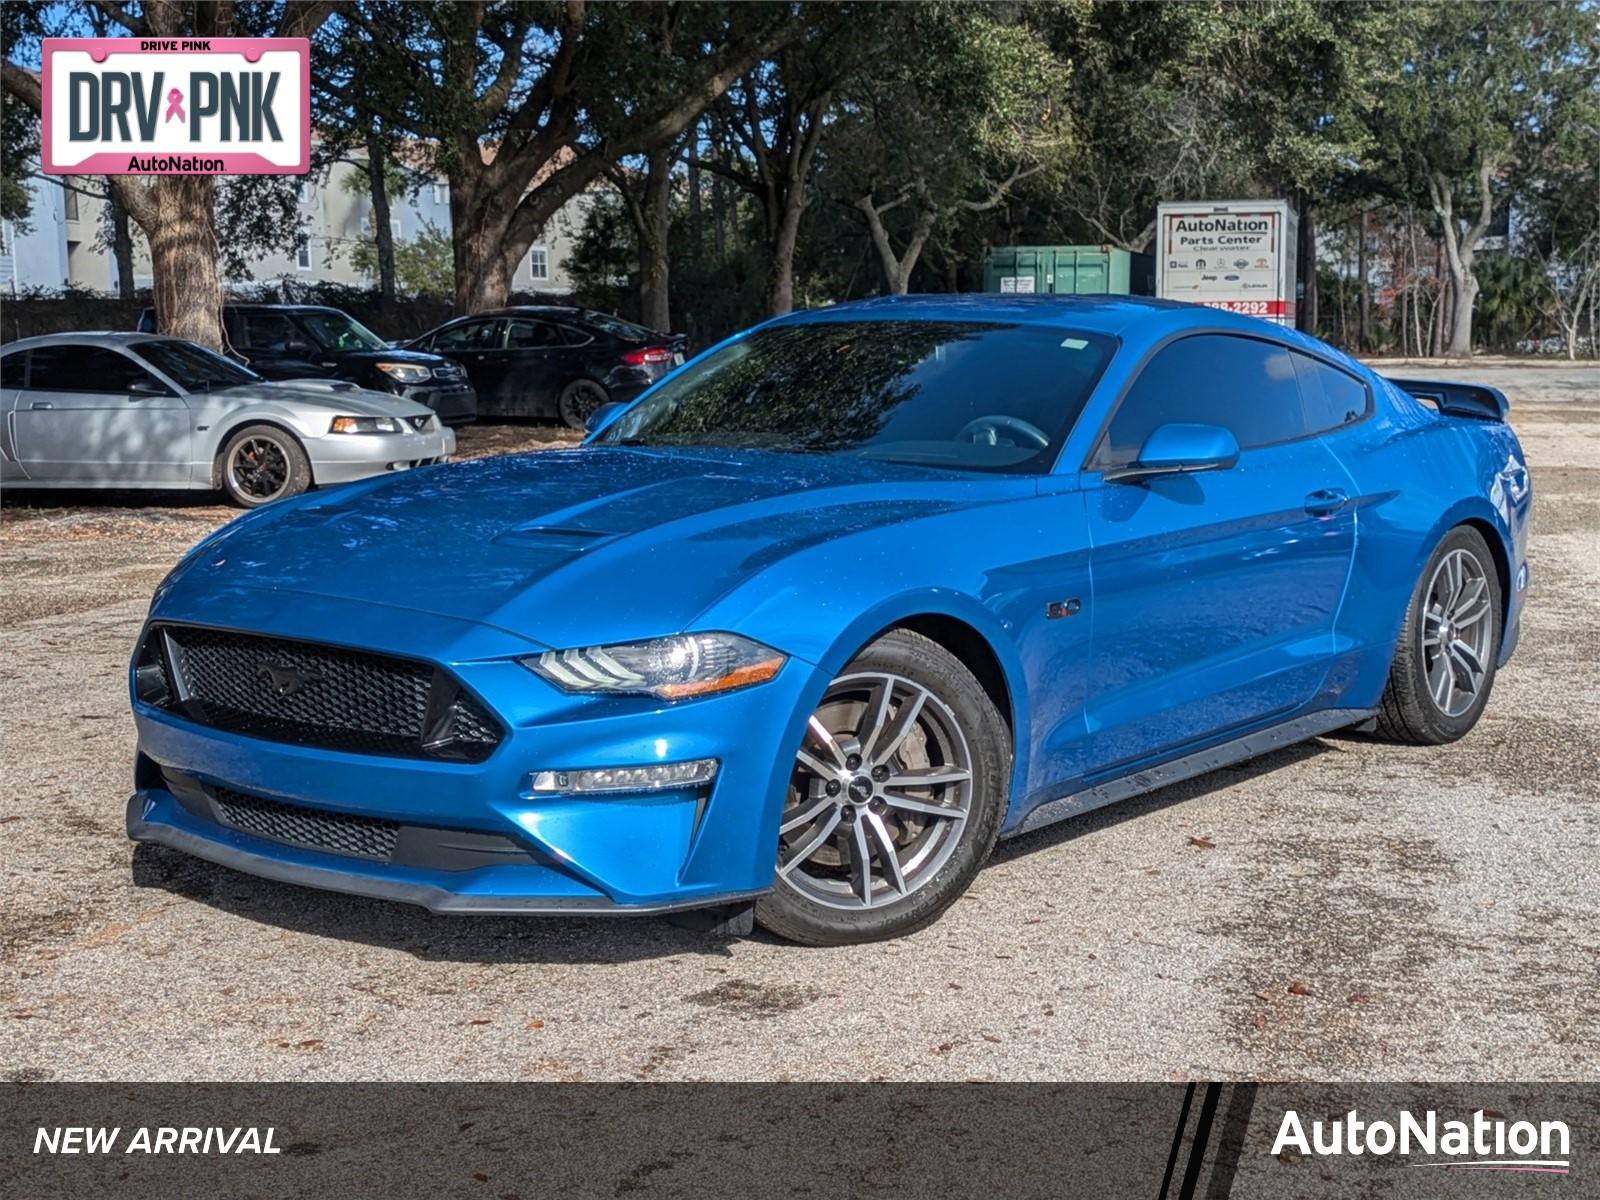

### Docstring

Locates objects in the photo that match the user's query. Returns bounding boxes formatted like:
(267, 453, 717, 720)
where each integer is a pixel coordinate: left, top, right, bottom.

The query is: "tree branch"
(86, 0, 143, 35)
(1, 61, 42, 114)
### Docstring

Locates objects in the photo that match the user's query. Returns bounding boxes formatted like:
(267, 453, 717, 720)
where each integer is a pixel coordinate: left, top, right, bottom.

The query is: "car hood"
(168, 446, 1031, 649)
(214, 380, 432, 417)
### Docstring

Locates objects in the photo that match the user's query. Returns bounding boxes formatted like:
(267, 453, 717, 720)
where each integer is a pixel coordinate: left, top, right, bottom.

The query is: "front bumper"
(397, 381, 477, 427)
(308, 425, 457, 486)
(127, 591, 812, 914)
(126, 793, 766, 915)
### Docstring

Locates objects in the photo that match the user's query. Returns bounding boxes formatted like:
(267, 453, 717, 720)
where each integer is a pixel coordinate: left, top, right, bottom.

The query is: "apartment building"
(0, 151, 588, 296)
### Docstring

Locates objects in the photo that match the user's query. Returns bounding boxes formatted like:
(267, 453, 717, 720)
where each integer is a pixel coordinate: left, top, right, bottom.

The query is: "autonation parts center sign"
(1156, 199, 1298, 325)
(41, 38, 308, 174)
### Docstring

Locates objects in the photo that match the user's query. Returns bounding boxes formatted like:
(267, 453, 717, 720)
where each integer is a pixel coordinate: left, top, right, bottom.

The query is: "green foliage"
(349, 221, 457, 297)
(824, 3, 1072, 215)
(1475, 254, 1555, 353)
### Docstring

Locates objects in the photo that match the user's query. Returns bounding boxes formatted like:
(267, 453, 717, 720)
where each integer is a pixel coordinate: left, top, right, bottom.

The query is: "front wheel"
(1375, 525, 1503, 744)
(218, 424, 311, 508)
(755, 629, 1010, 946)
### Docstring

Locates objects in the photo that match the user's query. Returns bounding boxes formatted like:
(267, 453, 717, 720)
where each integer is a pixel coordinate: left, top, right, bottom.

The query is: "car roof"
(778, 293, 1205, 337)
(221, 303, 346, 314)
(470, 305, 591, 321)
(769, 293, 1368, 369)
(1, 331, 177, 352)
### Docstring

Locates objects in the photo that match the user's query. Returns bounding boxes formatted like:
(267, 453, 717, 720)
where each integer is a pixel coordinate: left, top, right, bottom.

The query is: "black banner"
(3, 1083, 1592, 1198)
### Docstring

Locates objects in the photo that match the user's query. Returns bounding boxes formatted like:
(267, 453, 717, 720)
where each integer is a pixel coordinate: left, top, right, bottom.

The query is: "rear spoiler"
(1387, 377, 1509, 421)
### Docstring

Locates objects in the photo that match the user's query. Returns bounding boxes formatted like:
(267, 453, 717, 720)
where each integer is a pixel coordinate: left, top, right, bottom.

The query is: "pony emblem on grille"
(258, 661, 322, 697)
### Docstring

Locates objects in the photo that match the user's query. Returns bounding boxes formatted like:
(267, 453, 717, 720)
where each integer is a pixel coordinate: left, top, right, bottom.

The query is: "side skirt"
(1004, 708, 1375, 839)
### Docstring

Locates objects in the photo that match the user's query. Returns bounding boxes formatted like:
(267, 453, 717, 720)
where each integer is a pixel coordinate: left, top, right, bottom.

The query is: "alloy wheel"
(1421, 548, 1495, 718)
(228, 435, 291, 502)
(778, 672, 974, 910)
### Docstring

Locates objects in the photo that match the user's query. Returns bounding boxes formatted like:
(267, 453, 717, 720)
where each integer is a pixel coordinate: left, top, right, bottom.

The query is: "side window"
(240, 312, 305, 351)
(557, 324, 593, 347)
(1, 351, 26, 388)
(505, 320, 560, 349)
(1097, 334, 1308, 465)
(1291, 352, 1369, 434)
(433, 320, 502, 351)
(27, 346, 160, 393)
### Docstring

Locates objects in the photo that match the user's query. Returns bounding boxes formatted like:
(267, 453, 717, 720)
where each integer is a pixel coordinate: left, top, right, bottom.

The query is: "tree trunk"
(1446, 273, 1477, 357)
(143, 176, 224, 350)
(1356, 210, 1369, 353)
(639, 145, 674, 332)
(687, 120, 703, 261)
(765, 200, 803, 316)
(448, 175, 518, 313)
(857, 193, 936, 296)
(1296, 193, 1318, 334)
(365, 125, 397, 307)
(1426, 163, 1497, 359)
(108, 189, 136, 299)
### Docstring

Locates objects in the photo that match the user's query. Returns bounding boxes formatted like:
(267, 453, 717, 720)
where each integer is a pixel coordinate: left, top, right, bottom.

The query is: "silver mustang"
(0, 332, 456, 507)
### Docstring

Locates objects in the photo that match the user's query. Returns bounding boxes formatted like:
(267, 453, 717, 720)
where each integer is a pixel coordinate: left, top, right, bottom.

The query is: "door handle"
(30, 401, 52, 410)
(1304, 487, 1349, 516)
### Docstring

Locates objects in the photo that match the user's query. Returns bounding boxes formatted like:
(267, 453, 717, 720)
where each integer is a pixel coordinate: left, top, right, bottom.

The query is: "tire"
(218, 424, 312, 509)
(1375, 525, 1502, 745)
(557, 379, 609, 430)
(755, 629, 1011, 946)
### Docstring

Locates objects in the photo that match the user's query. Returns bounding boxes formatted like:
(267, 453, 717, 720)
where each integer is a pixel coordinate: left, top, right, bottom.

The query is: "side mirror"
(128, 379, 170, 398)
(1104, 423, 1239, 483)
(585, 401, 623, 434)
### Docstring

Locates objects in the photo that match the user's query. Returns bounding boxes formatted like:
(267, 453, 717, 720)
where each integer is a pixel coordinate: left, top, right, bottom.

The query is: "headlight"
(522, 633, 786, 701)
(329, 415, 402, 434)
(375, 362, 432, 384)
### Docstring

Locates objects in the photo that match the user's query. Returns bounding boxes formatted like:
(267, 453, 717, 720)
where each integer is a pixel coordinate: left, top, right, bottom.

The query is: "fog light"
(134, 661, 171, 707)
(529, 758, 718, 795)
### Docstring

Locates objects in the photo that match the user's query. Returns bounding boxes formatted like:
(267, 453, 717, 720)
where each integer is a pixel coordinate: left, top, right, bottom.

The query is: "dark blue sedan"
(126, 296, 1531, 944)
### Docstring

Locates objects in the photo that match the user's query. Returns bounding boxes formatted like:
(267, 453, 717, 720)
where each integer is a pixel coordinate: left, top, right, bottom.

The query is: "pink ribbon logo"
(164, 88, 185, 123)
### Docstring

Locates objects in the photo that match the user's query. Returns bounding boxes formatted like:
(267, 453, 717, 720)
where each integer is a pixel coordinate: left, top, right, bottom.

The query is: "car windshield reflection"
(594, 320, 1116, 474)
(297, 311, 389, 352)
(130, 339, 262, 392)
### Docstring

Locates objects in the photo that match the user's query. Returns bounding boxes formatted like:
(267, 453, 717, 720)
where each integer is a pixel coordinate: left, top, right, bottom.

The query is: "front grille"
(211, 785, 399, 860)
(432, 362, 465, 381)
(407, 414, 433, 432)
(140, 624, 503, 762)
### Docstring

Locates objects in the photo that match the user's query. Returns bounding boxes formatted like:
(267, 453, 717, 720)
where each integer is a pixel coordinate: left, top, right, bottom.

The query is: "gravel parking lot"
(2, 364, 1596, 1084)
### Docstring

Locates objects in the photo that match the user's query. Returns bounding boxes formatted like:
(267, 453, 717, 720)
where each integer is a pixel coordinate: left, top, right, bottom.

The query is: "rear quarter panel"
(1323, 377, 1531, 707)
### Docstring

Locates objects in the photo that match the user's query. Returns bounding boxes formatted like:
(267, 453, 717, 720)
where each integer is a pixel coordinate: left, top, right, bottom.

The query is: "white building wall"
(9, 154, 584, 299)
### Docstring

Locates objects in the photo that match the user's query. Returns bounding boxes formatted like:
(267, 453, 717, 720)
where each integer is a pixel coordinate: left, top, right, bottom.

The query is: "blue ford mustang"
(127, 296, 1531, 944)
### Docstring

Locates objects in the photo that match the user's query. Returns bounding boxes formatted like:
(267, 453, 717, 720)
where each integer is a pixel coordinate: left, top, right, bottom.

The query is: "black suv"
(407, 307, 688, 428)
(137, 304, 477, 426)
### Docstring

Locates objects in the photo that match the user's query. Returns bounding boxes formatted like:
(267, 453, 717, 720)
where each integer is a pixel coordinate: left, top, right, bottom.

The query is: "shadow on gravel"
(990, 738, 1333, 863)
(129, 843, 755, 964)
(128, 739, 1346, 961)
(1, 488, 231, 512)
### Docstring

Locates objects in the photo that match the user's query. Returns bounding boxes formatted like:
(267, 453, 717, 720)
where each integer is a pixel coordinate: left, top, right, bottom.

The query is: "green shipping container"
(982, 245, 1154, 297)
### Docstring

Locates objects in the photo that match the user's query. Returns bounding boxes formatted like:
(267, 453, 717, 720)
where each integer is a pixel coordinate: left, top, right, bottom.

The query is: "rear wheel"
(557, 379, 609, 430)
(755, 629, 1010, 946)
(218, 424, 311, 508)
(1375, 525, 1502, 744)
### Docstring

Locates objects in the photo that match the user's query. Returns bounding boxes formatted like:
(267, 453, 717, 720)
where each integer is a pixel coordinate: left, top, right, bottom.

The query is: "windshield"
(130, 339, 261, 391)
(296, 310, 388, 351)
(595, 320, 1115, 473)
